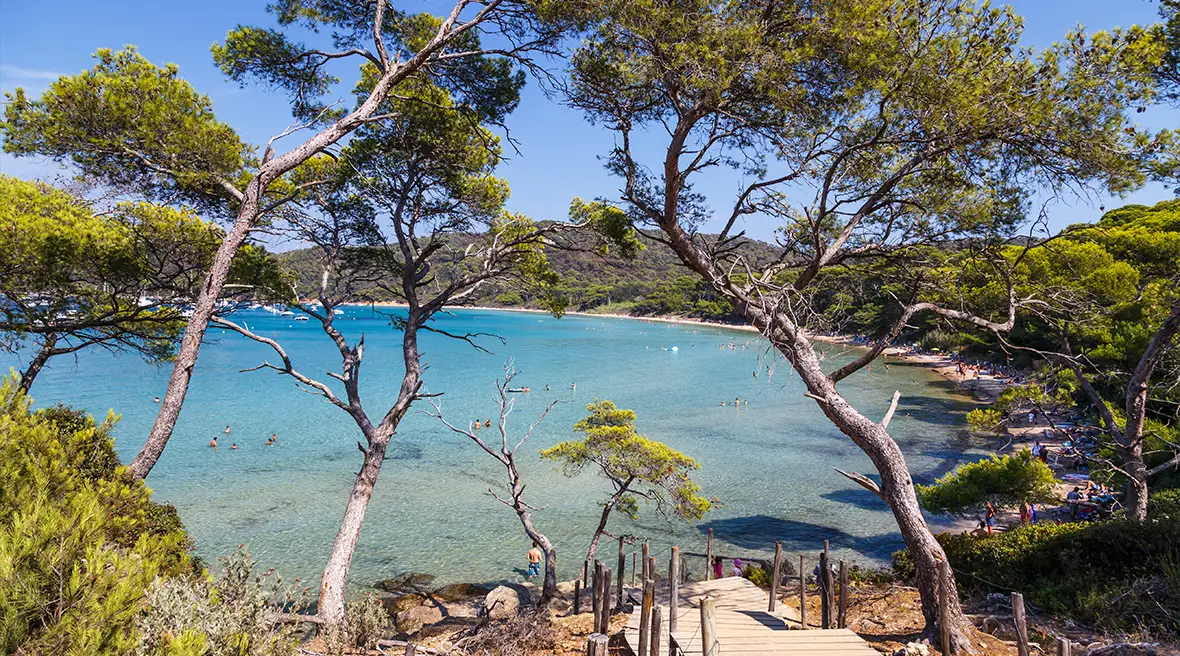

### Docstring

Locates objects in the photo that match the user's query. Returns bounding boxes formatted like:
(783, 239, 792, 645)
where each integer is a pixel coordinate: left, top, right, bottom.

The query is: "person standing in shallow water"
(526, 542, 542, 578)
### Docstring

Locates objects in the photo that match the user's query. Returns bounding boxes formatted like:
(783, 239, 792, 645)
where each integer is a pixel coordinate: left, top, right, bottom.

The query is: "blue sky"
(2, 0, 1176, 244)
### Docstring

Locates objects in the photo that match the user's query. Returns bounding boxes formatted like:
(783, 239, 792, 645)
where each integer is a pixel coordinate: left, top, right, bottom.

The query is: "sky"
(2, 0, 1177, 246)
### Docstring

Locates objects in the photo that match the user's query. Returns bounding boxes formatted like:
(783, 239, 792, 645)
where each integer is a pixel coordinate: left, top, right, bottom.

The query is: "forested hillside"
(278, 233, 784, 319)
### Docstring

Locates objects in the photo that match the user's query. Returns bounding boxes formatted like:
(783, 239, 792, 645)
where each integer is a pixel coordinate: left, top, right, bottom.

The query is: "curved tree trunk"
(749, 308, 975, 651)
(128, 197, 260, 479)
(318, 435, 390, 622)
(18, 333, 57, 394)
(517, 507, 558, 604)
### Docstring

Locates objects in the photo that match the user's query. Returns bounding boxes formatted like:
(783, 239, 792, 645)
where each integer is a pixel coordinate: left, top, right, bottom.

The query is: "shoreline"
(332, 301, 1009, 403)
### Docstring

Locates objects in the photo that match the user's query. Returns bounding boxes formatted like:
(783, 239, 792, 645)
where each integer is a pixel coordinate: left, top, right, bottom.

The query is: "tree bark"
(18, 333, 57, 394)
(318, 433, 390, 622)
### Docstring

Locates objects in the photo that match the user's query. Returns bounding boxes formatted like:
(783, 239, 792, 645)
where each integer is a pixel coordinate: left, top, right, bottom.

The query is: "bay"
(4, 307, 982, 590)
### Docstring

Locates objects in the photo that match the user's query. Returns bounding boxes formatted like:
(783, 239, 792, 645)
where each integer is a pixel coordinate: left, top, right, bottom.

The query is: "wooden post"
(642, 542, 651, 582)
(838, 559, 848, 629)
(586, 633, 608, 656)
(573, 579, 582, 615)
(819, 543, 830, 629)
(1056, 637, 1071, 656)
(648, 556, 656, 581)
(599, 567, 613, 634)
(592, 561, 602, 629)
(706, 529, 714, 580)
(799, 554, 808, 630)
(405, 645, 415, 656)
(669, 546, 680, 635)
(1012, 592, 1030, 656)
(769, 542, 783, 613)
(650, 605, 662, 656)
(938, 560, 951, 655)
(632, 552, 637, 586)
(700, 595, 718, 656)
(638, 577, 654, 656)
(582, 560, 589, 587)
(681, 557, 687, 583)
(617, 536, 626, 608)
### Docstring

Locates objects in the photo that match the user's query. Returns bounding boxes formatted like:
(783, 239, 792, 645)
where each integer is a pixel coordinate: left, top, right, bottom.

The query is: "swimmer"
(524, 387, 530, 393)
(271, 433, 277, 442)
(266, 438, 274, 446)
(744, 399, 748, 405)
(571, 383, 576, 391)
(225, 425, 231, 435)
(209, 437, 218, 449)
(720, 401, 726, 406)
(153, 396, 160, 403)
(231, 443, 238, 450)
(734, 397, 740, 406)
(545, 385, 550, 391)
(484, 419, 491, 428)
(473, 419, 482, 429)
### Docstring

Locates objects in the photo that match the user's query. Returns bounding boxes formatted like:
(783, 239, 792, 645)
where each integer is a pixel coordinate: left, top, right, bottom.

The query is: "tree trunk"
(128, 192, 262, 479)
(517, 508, 558, 604)
(750, 309, 976, 651)
(1124, 440, 1149, 521)
(584, 494, 623, 576)
(18, 334, 57, 394)
(319, 435, 390, 623)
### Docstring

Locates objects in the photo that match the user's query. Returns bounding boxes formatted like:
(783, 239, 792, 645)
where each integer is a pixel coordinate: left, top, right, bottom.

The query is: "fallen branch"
(834, 468, 886, 501)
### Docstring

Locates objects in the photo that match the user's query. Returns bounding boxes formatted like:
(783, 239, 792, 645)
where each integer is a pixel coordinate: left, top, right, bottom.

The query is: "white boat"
(294, 316, 309, 321)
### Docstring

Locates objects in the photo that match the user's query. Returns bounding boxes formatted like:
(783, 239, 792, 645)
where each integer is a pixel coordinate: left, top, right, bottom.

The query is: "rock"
(484, 585, 524, 619)
(376, 572, 436, 594)
(381, 593, 426, 615)
(440, 599, 481, 620)
(547, 596, 571, 613)
(432, 582, 490, 602)
(1084, 644, 1158, 656)
(396, 605, 443, 635)
(891, 642, 930, 656)
(980, 616, 1003, 635)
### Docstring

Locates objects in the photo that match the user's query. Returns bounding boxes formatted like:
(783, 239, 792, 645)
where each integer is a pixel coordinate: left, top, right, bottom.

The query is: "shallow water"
(6, 308, 984, 591)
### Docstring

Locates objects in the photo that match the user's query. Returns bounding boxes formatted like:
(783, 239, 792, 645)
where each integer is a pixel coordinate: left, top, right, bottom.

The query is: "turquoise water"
(5, 308, 982, 590)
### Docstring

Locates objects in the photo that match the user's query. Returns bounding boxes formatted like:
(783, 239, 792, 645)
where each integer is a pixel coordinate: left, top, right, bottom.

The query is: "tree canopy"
(916, 452, 1058, 515)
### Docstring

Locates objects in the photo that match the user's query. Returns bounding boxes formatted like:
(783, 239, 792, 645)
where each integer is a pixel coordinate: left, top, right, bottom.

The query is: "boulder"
(433, 582, 490, 602)
(440, 599, 481, 620)
(1085, 644, 1159, 656)
(484, 585, 523, 619)
(376, 572, 436, 594)
(381, 593, 426, 615)
(396, 605, 443, 635)
(891, 642, 930, 656)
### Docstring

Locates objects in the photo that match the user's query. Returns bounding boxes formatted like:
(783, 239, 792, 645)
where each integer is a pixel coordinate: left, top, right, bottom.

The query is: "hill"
(276, 233, 783, 319)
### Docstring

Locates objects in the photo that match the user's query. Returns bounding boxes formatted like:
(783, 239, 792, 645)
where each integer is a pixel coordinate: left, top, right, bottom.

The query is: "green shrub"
(742, 564, 771, 589)
(935, 519, 1180, 636)
(0, 376, 193, 655)
(916, 451, 1057, 514)
(320, 592, 393, 654)
(1150, 488, 1180, 519)
(891, 549, 915, 582)
(135, 547, 307, 656)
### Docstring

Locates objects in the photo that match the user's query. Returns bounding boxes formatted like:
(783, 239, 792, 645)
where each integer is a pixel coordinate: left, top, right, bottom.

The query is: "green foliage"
(540, 400, 713, 522)
(319, 592, 391, 654)
(0, 176, 288, 377)
(0, 374, 193, 655)
(134, 547, 307, 656)
(916, 452, 1057, 514)
(1, 47, 246, 211)
(965, 408, 1004, 433)
(568, 197, 644, 259)
(741, 563, 771, 589)
(936, 520, 1180, 636)
(1151, 488, 1180, 519)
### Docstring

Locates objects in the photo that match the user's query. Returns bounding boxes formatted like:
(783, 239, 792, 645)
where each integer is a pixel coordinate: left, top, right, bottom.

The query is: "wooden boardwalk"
(623, 577, 877, 656)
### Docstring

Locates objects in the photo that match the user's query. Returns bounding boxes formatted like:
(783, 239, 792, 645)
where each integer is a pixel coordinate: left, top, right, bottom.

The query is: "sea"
(4, 307, 986, 592)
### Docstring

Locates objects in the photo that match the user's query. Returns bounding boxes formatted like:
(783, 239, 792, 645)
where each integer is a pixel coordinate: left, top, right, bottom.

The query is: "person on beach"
(984, 500, 997, 534)
(732, 558, 743, 577)
(1019, 501, 1030, 524)
(1028, 502, 1038, 523)
(713, 557, 724, 579)
(527, 543, 543, 578)
(1067, 487, 1082, 518)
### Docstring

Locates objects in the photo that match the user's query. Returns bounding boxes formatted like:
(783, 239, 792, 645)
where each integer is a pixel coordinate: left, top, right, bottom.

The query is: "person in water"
(527, 542, 543, 578)
(571, 383, 576, 391)
(266, 438, 274, 446)
(209, 436, 218, 449)
(545, 385, 550, 391)
(230, 443, 238, 450)
(224, 425, 231, 435)
(271, 433, 277, 443)
(153, 396, 160, 403)
(484, 419, 491, 428)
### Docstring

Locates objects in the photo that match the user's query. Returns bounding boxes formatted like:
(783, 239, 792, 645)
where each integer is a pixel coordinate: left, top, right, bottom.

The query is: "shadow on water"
(696, 514, 902, 560)
(820, 487, 889, 511)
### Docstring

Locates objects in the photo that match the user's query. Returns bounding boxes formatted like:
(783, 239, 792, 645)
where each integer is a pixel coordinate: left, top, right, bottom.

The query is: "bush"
(916, 451, 1057, 514)
(1149, 488, 1180, 519)
(935, 519, 1180, 636)
(742, 563, 771, 589)
(135, 546, 308, 656)
(0, 376, 193, 655)
(320, 592, 392, 654)
(891, 549, 915, 582)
